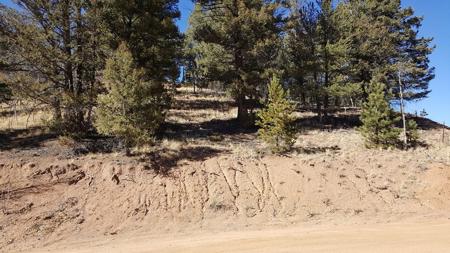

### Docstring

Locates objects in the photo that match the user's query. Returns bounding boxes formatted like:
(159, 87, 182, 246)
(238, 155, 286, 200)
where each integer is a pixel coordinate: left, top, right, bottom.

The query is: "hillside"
(1, 88, 450, 252)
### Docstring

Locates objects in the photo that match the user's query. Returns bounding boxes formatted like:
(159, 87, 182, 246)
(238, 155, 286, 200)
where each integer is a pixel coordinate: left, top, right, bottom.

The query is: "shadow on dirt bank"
(143, 146, 228, 174)
(0, 127, 56, 151)
(163, 118, 257, 141)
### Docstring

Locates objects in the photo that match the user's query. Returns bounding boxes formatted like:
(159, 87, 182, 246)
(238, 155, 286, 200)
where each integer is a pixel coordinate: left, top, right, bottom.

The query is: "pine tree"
(187, 0, 283, 126)
(183, 22, 228, 90)
(282, 1, 321, 112)
(0, 1, 107, 133)
(99, 0, 182, 82)
(283, 0, 362, 114)
(419, 109, 428, 117)
(256, 76, 296, 153)
(95, 44, 166, 148)
(333, 0, 434, 101)
(0, 19, 12, 103)
(391, 5, 434, 101)
(406, 119, 420, 148)
(359, 82, 400, 148)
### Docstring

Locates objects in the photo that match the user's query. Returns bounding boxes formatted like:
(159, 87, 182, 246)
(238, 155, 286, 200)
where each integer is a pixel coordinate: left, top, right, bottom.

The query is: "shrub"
(95, 43, 168, 149)
(256, 76, 296, 153)
(359, 82, 400, 148)
(406, 119, 420, 147)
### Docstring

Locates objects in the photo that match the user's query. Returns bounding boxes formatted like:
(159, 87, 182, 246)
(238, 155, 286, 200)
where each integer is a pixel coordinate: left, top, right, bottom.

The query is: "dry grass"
(2, 87, 448, 161)
(0, 102, 50, 131)
(167, 87, 236, 125)
(166, 87, 450, 161)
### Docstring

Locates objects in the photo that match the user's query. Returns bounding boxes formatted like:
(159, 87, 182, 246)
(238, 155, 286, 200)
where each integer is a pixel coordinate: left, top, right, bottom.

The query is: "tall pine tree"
(284, 0, 345, 118)
(99, 0, 182, 82)
(334, 0, 434, 101)
(186, 0, 284, 126)
(0, 0, 108, 133)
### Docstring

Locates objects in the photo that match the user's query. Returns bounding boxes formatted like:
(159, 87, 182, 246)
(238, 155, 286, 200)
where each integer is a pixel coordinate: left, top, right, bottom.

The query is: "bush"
(95, 43, 168, 148)
(359, 82, 400, 148)
(406, 119, 420, 147)
(256, 76, 296, 153)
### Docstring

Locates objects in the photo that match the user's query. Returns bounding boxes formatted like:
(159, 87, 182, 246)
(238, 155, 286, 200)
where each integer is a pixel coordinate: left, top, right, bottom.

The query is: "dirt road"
(31, 220, 450, 253)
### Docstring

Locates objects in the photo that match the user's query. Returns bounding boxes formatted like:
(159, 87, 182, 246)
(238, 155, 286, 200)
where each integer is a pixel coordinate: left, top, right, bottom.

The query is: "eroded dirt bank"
(1, 138, 449, 252)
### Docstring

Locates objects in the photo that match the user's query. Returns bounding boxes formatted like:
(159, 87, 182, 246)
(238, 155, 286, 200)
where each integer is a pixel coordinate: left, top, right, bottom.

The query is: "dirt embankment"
(1, 137, 449, 252)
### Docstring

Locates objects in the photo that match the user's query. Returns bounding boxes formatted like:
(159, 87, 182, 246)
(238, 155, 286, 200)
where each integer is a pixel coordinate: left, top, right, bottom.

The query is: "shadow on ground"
(162, 118, 257, 141)
(0, 127, 56, 151)
(294, 145, 341, 155)
(143, 146, 228, 174)
(295, 114, 361, 131)
(171, 98, 235, 111)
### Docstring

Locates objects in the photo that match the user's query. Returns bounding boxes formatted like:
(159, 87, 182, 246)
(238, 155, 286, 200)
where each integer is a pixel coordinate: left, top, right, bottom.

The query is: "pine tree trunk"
(52, 98, 62, 123)
(314, 71, 323, 122)
(398, 71, 408, 149)
(323, 94, 329, 118)
(316, 94, 322, 122)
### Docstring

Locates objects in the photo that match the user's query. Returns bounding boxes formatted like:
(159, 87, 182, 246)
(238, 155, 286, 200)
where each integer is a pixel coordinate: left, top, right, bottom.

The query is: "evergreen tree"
(0, 1, 108, 133)
(419, 109, 428, 117)
(0, 11, 13, 104)
(256, 76, 296, 153)
(406, 119, 420, 148)
(359, 81, 400, 148)
(283, 0, 361, 114)
(95, 44, 165, 148)
(282, 0, 434, 115)
(187, 0, 283, 126)
(99, 0, 182, 82)
(334, 0, 434, 101)
(0, 5, 20, 73)
(182, 32, 201, 91)
(98, 0, 181, 124)
(283, 1, 321, 111)
(183, 21, 227, 90)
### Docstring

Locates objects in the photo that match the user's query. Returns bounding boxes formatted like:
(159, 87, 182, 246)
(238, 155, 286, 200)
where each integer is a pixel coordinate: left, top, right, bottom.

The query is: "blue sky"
(400, 0, 449, 125)
(2, 0, 448, 125)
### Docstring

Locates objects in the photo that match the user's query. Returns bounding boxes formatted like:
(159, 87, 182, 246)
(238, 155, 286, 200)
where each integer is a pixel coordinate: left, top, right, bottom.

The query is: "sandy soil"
(31, 218, 450, 253)
(1, 134, 449, 252)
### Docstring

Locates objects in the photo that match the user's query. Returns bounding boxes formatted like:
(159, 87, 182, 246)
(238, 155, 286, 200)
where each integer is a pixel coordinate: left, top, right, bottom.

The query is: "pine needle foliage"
(359, 82, 400, 149)
(95, 43, 166, 147)
(406, 119, 420, 148)
(257, 76, 296, 153)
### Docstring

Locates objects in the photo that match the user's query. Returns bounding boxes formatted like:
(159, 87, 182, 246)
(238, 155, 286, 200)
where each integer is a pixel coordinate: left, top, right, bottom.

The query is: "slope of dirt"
(1, 88, 450, 252)
(1, 128, 449, 252)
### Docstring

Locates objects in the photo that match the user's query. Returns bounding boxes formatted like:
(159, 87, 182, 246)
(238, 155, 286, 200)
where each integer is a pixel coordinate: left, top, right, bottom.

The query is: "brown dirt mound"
(1, 133, 449, 252)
